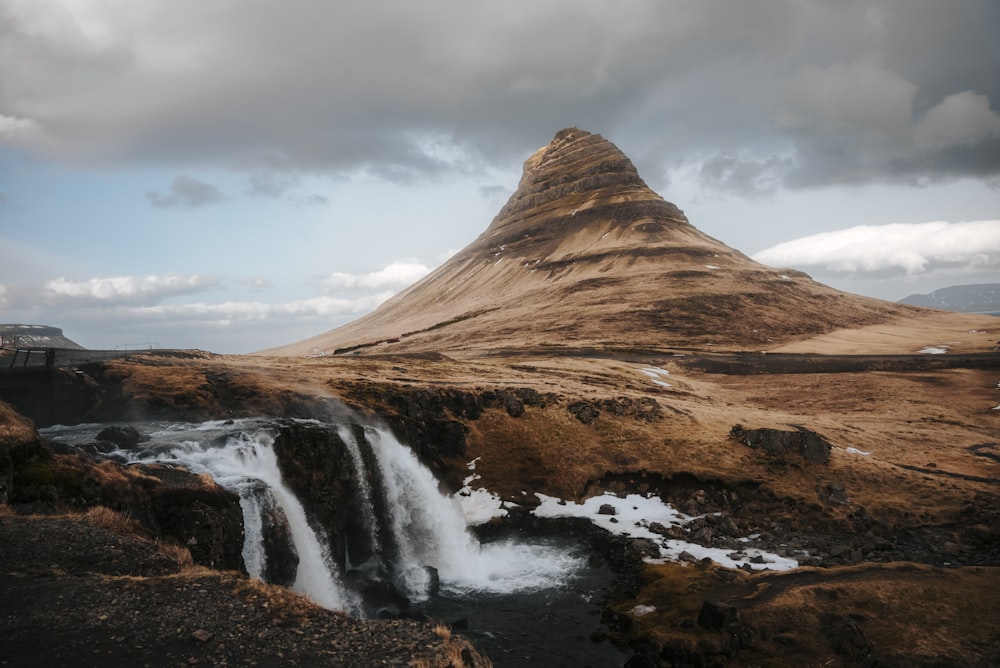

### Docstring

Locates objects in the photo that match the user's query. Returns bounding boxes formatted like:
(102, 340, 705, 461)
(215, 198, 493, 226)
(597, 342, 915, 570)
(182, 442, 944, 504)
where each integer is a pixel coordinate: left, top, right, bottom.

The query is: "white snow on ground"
(638, 366, 671, 387)
(845, 447, 871, 456)
(704, 264, 720, 269)
(533, 492, 799, 571)
(455, 457, 511, 525)
(918, 346, 949, 354)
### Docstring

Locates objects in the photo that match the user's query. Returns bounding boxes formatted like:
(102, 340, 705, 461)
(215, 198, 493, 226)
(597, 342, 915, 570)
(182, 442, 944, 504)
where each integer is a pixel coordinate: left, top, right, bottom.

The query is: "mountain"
(263, 128, 919, 357)
(0, 324, 86, 350)
(900, 283, 1000, 314)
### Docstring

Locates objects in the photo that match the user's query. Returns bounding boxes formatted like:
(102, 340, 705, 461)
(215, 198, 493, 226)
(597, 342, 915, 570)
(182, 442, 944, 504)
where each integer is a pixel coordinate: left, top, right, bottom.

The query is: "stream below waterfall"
(40, 417, 633, 667)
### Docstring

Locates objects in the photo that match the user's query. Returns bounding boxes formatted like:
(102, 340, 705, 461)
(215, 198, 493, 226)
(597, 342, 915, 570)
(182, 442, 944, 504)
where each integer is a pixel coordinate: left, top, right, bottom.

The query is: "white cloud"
(319, 261, 430, 291)
(130, 292, 394, 323)
(0, 114, 45, 147)
(239, 277, 273, 290)
(44, 273, 221, 304)
(753, 220, 1000, 276)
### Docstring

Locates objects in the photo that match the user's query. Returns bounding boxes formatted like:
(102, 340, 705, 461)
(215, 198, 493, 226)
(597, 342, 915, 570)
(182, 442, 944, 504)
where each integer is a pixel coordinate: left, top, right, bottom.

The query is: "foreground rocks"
(0, 510, 489, 668)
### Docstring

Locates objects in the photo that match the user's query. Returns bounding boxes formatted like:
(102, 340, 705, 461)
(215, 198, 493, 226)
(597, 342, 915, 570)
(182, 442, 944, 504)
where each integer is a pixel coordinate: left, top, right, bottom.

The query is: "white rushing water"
(41, 418, 582, 611)
(350, 425, 582, 600)
(133, 424, 358, 611)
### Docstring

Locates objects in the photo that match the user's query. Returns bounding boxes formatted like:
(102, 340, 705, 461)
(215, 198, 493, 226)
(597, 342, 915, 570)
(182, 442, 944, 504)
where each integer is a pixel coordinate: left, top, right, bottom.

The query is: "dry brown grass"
(156, 540, 195, 571)
(409, 638, 493, 668)
(82, 505, 138, 534)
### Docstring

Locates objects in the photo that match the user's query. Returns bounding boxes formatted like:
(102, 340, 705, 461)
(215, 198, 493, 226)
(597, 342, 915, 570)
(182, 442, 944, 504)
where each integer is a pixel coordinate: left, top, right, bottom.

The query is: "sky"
(1, 0, 998, 354)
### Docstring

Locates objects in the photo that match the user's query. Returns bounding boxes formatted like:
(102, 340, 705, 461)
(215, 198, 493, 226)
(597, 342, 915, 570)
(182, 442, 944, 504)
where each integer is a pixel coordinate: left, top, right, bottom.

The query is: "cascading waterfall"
(122, 422, 359, 612)
(41, 416, 581, 616)
(350, 425, 582, 601)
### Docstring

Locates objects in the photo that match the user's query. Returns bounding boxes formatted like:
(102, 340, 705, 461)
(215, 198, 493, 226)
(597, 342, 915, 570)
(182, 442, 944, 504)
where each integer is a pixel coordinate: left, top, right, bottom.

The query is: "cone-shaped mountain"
(266, 128, 916, 356)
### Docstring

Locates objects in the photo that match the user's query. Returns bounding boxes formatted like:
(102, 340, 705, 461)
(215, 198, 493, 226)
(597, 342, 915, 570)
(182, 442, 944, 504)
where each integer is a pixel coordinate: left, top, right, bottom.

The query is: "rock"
(697, 600, 739, 630)
(567, 401, 599, 424)
(730, 424, 832, 464)
(724, 623, 755, 653)
(598, 503, 617, 515)
(624, 653, 657, 668)
(424, 566, 441, 596)
(823, 615, 872, 661)
(829, 544, 850, 557)
(96, 425, 146, 449)
(190, 629, 213, 643)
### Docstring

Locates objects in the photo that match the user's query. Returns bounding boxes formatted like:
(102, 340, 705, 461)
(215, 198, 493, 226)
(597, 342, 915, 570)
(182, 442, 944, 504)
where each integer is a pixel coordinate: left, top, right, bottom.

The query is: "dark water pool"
(418, 542, 633, 667)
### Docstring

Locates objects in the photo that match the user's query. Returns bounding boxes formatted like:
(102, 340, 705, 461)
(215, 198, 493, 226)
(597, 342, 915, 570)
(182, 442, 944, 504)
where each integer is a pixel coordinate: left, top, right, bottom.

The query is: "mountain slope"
(263, 128, 920, 357)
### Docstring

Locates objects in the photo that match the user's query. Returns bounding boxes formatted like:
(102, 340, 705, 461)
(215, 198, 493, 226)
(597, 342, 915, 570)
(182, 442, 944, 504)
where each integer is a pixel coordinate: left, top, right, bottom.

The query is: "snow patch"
(638, 366, 671, 388)
(918, 346, 949, 354)
(532, 492, 798, 571)
(845, 447, 871, 456)
(455, 458, 508, 525)
(704, 264, 720, 269)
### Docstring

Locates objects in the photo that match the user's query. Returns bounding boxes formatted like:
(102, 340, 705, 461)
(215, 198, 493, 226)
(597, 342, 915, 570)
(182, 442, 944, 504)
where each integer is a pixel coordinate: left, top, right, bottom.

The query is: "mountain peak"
(471, 128, 687, 257)
(263, 129, 919, 357)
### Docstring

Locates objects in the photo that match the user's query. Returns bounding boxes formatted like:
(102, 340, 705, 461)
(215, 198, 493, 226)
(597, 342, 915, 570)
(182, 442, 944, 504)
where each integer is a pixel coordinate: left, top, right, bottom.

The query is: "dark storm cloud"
(2, 0, 998, 193)
(146, 175, 228, 208)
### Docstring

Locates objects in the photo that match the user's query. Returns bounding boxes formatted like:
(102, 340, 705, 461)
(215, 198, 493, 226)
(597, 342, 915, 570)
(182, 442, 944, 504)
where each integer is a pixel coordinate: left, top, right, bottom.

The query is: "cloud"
(753, 220, 1000, 277)
(319, 261, 430, 291)
(913, 91, 1000, 150)
(246, 172, 297, 198)
(2, 1, 998, 190)
(147, 175, 227, 208)
(43, 273, 222, 305)
(0, 113, 44, 142)
(698, 153, 793, 197)
(294, 193, 329, 206)
(239, 277, 273, 290)
(129, 292, 395, 324)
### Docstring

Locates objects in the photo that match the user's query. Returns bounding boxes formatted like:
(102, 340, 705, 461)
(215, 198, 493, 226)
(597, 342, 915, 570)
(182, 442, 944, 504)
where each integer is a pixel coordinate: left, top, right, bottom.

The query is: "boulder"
(697, 600, 739, 630)
(730, 424, 831, 464)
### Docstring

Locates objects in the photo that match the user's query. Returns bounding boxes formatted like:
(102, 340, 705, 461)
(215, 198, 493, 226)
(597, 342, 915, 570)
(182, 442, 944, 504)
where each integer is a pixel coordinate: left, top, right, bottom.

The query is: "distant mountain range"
(899, 284, 1000, 314)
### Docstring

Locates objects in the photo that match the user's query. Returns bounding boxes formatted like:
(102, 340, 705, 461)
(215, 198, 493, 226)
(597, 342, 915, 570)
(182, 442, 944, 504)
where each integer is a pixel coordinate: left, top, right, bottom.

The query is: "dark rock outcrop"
(730, 424, 832, 464)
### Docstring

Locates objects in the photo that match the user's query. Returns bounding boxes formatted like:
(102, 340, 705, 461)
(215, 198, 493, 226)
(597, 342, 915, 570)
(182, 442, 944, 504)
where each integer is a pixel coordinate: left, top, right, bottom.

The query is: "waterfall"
(122, 422, 359, 613)
(350, 425, 583, 601)
(44, 416, 581, 615)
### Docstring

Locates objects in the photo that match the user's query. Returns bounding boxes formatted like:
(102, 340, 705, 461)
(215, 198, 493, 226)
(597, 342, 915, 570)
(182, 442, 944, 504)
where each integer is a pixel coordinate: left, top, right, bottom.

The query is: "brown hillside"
(262, 128, 926, 357)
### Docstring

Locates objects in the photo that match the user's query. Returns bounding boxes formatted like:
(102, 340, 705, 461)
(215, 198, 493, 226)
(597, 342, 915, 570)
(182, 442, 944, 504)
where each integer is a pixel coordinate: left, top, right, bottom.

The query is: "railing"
(0, 346, 148, 370)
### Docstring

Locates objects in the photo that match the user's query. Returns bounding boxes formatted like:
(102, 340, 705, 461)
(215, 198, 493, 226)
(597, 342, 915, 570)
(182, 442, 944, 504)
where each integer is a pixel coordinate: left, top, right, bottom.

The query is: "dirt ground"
(0, 508, 489, 668)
